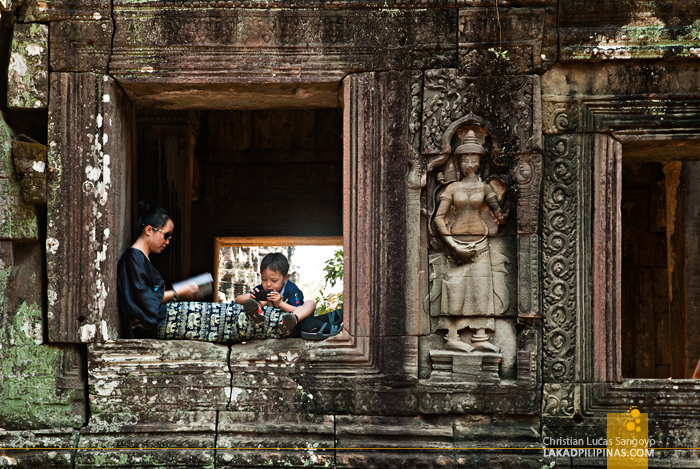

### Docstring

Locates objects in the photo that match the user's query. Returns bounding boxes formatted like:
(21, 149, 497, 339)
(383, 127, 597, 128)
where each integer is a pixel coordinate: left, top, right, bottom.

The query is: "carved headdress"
(454, 129, 486, 155)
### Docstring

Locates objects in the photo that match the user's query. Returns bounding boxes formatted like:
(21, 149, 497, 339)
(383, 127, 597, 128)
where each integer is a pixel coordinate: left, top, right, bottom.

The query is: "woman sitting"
(117, 202, 295, 342)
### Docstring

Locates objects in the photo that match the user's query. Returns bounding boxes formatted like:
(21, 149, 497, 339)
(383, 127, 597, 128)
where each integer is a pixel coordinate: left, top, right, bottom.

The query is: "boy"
(235, 252, 316, 335)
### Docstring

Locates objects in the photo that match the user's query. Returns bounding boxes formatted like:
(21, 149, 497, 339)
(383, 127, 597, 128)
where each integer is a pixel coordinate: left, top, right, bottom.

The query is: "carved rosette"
(542, 135, 577, 383)
(421, 70, 537, 156)
(543, 101, 580, 135)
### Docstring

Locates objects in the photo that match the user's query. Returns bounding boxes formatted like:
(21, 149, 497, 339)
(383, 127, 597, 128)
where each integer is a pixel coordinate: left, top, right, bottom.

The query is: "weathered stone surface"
(421, 70, 542, 156)
(335, 415, 454, 468)
(110, 8, 457, 107)
(47, 73, 134, 343)
(0, 115, 37, 241)
(1, 242, 42, 346)
(50, 21, 112, 73)
(559, 0, 700, 61)
(20, 0, 110, 22)
(88, 340, 229, 421)
(77, 411, 215, 468)
(12, 140, 47, 205)
(216, 412, 334, 467)
(542, 62, 700, 135)
(7, 23, 48, 109)
(459, 7, 556, 76)
(454, 415, 540, 453)
(0, 244, 84, 433)
(0, 429, 77, 468)
(0, 345, 85, 430)
(0, 0, 22, 11)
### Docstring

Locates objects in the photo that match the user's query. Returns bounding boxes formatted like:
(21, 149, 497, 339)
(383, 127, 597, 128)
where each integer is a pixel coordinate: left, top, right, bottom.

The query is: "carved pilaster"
(542, 135, 578, 383)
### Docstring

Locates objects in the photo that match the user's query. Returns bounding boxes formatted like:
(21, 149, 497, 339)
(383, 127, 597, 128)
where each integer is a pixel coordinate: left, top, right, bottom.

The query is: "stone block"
(0, 117, 37, 241)
(7, 23, 48, 109)
(88, 340, 230, 420)
(216, 412, 334, 467)
(1, 241, 42, 346)
(454, 414, 540, 447)
(559, 0, 700, 61)
(77, 411, 215, 468)
(0, 0, 21, 11)
(0, 345, 85, 430)
(109, 7, 457, 106)
(335, 415, 454, 468)
(0, 428, 77, 468)
(21, 0, 110, 22)
(50, 20, 113, 73)
(459, 7, 557, 76)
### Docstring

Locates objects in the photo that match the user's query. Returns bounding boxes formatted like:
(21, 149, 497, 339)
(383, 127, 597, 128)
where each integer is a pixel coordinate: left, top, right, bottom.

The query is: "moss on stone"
(0, 346, 85, 429)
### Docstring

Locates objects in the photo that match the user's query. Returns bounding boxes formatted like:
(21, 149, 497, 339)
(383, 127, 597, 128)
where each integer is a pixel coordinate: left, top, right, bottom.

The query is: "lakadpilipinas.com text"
(542, 437, 655, 458)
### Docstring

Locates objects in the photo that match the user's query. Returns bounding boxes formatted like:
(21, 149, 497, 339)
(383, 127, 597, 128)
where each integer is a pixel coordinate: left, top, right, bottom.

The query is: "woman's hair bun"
(135, 201, 171, 237)
(137, 200, 152, 216)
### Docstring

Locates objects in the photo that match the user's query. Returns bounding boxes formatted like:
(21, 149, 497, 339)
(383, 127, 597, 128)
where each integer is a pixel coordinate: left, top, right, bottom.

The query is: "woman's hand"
(444, 236, 476, 263)
(175, 283, 201, 301)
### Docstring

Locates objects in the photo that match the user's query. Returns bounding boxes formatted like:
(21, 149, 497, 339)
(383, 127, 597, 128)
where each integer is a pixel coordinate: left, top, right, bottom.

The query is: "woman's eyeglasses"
(152, 227, 173, 241)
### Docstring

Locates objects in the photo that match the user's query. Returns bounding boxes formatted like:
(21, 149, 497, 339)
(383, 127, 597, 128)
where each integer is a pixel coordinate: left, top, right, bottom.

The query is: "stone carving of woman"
(433, 129, 510, 353)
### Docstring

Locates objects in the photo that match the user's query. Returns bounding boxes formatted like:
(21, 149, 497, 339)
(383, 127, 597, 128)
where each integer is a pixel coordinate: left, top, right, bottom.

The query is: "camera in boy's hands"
(254, 289, 273, 302)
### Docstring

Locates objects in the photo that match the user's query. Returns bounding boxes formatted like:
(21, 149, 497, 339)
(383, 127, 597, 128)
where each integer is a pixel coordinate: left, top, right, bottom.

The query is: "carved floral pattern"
(421, 69, 535, 155)
(542, 135, 577, 382)
(543, 101, 580, 135)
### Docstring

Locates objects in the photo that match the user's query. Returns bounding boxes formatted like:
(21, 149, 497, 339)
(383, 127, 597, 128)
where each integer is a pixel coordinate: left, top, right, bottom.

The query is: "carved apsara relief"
(422, 118, 516, 383)
(416, 70, 543, 402)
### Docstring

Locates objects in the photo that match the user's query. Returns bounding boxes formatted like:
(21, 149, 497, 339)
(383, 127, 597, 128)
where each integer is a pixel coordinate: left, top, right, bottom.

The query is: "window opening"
(136, 108, 343, 303)
(621, 159, 700, 379)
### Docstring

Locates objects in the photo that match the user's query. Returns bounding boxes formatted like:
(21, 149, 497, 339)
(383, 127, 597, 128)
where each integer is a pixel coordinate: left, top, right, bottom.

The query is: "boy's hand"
(266, 290, 282, 307)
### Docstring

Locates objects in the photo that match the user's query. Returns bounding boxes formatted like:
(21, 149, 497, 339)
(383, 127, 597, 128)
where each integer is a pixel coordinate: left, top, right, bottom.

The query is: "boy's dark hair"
(136, 201, 171, 236)
(260, 252, 289, 276)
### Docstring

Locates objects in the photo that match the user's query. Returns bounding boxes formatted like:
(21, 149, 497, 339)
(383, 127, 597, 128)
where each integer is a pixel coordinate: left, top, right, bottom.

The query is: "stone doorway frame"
(541, 64, 700, 431)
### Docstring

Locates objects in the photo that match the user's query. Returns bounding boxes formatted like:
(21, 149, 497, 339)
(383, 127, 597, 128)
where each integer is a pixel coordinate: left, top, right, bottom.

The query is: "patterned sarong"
(156, 302, 290, 343)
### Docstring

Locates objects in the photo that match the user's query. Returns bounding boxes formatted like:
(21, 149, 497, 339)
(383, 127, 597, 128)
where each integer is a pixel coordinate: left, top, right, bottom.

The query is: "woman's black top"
(117, 248, 167, 336)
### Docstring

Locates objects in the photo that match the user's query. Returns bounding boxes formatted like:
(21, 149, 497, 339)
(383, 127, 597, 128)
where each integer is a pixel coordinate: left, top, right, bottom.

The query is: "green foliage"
(323, 248, 344, 287)
(315, 248, 344, 315)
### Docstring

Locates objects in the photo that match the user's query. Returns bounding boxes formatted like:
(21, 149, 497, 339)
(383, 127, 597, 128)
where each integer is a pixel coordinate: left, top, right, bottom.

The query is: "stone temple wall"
(1, 1, 700, 467)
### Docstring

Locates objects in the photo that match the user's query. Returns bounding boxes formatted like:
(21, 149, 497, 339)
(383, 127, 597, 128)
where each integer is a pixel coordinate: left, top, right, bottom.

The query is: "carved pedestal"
(429, 350, 501, 384)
